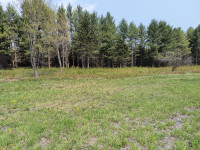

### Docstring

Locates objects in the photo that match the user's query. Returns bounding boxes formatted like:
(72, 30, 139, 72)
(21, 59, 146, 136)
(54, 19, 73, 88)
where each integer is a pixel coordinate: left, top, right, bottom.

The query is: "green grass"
(0, 66, 200, 80)
(0, 67, 200, 149)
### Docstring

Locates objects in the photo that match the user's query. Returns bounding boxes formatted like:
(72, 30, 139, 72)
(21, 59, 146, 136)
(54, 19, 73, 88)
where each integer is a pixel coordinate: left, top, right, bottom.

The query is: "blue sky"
(1, 0, 200, 31)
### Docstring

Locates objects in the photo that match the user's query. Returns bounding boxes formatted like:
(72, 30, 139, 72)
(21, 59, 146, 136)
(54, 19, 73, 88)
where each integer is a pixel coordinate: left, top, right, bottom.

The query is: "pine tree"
(158, 21, 173, 52)
(118, 19, 128, 41)
(172, 28, 190, 52)
(190, 25, 200, 65)
(89, 12, 100, 67)
(6, 3, 22, 68)
(99, 12, 117, 67)
(0, 4, 10, 68)
(71, 5, 83, 67)
(138, 23, 146, 66)
(115, 33, 128, 67)
(147, 19, 160, 66)
(75, 11, 98, 68)
(147, 20, 173, 66)
(128, 22, 138, 66)
(118, 19, 129, 66)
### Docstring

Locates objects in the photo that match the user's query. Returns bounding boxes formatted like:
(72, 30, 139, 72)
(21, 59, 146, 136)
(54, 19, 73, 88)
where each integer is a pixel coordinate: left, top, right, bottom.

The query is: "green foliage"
(99, 12, 117, 67)
(0, 2, 198, 69)
(115, 33, 129, 66)
(128, 22, 138, 46)
(118, 18, 128, 40)
(190, 25, 200, 64)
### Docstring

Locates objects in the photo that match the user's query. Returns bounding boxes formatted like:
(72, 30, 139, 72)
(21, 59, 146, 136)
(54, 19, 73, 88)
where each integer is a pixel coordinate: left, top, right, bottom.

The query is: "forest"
(0, 0, 200, 76)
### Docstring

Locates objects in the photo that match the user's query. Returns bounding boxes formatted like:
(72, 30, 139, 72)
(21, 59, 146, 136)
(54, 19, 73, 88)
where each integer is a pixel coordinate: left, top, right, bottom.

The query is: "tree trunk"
(57, 45, 63, 72)
(31, 51, 39, 77)
(65, 44, 69, 68)
(65, 54, 69, 68)
(108, 59, 110, 68)
(82, 57, 85, 68)
(0, 56, 3, 69)
(48, 50, 51, 69)
(77, 56, 79, 68)
(34, 65, 39, 77)
(62, 40, 65, 69)
(30, 32, 39, 77)
(14, 47, 18, 68)
(196, 53, 198, 65)
(41, 52, 44, 68)
(172, 65, 177, 72)
(134, 49, 137, 66)
(72, 48, 75, 67)
(131, 49, 134, 67)
(87, 56, 90, 69)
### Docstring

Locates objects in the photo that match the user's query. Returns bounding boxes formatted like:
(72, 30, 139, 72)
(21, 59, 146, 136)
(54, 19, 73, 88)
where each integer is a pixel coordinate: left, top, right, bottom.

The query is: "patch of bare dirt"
(39, 137, 51, 148)
(185, 107, 200, 111)
(82, 137, 97, 148)
(0, 126, 9, 132)
(88, 137, 97, 146)
(98, 144, 104, 149)
(59, 132, 68, 141)
(166, 114, 190, 130)
(5, 79, 19, 82)
(113, 122, 120, 128)
(120, 145, 131, 150)
(159, 135, 175, 150)
(127, 138, 145, 150)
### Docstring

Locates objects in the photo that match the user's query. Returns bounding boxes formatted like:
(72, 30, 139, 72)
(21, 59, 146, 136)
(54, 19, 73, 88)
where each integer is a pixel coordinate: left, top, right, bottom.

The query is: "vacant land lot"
(0, 67, 200, 150)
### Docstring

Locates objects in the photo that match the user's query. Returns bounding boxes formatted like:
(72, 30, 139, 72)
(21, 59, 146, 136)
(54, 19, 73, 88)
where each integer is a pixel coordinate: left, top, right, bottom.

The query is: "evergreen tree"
(190, 25, 200, 65)
(172, 28, 190, 52)
(118, 18, 128, 41)
(0, 4, 10, 68)
(89, 11, 100, 67)
(118, 19, 129, 66)
(128, 22, 138, 66)
(147, 20, 174, 66)
(6, 3, 22, 68)
(71, 5, 83, 67)
(158, 21, 173, 52)
(115, 33, 129, 67)
(75, 11, 98, 68)
(99, 12, 117, 67)
(187, 27, 194, 42)
(138, 23, 146, 66)
(147, 19, 160, 66)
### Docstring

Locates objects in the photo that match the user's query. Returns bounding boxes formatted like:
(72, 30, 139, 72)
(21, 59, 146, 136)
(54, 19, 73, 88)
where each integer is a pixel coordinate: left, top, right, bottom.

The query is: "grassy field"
(0, 67, 200, 150)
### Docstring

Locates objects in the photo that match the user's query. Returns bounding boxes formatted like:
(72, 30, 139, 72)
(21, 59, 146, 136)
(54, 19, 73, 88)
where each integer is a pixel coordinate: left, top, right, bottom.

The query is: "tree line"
(0, 0, 200, 76)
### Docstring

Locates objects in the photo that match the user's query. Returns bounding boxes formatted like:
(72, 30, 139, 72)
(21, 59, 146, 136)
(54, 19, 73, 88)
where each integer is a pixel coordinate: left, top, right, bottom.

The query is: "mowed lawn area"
(0, 67, 200, 150)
